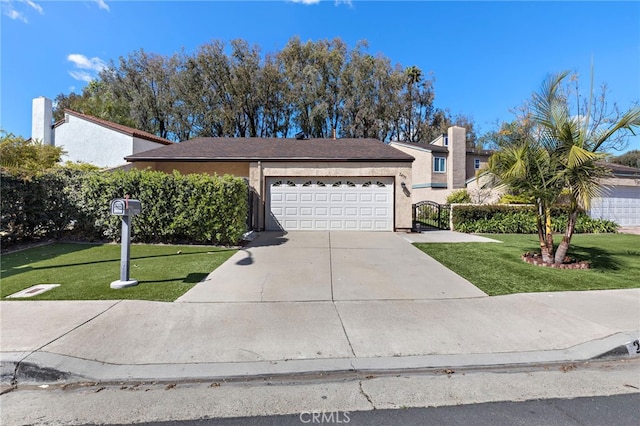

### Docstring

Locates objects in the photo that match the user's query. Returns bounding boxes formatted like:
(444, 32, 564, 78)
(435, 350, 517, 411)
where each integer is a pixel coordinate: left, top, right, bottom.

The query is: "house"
(125, 137, 415, 232)
(31, 97, 172, 168)
(389, 126, 493, 204)
(589, 162, 640, 227)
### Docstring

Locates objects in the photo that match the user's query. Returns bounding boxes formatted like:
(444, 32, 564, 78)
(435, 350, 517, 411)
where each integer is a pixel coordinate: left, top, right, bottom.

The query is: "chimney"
(332, 128, 336, 140)
(446, 126, 467, 189)
(32, 97, 53, 145)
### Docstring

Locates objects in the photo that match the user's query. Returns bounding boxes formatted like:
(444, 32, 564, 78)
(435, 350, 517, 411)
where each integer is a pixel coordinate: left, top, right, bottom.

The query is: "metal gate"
(412, 201, 450, 231)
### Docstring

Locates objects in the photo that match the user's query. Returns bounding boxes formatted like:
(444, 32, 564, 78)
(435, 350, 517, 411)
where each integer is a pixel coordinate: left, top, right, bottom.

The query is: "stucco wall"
(465, 153, 491, 181)
(249, 161, 413, 231)
(55, 114, 134, 167)
(131, 161, 250, 176)
(133, 137, 168, 154)
(448, 126, 467, 190)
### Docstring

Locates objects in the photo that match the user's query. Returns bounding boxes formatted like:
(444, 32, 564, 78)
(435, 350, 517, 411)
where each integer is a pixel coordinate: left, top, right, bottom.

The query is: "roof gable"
(59, 110, 173, 145)
(125, 137, 414, 162)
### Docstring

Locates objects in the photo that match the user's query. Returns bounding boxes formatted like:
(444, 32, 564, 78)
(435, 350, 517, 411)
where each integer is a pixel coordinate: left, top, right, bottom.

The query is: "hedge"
(1, 168, 248, 247)
(451, 204, 618, 234)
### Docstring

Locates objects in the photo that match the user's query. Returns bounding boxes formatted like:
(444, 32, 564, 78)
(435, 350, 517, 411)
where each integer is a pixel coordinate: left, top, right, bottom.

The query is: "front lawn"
(0, 243, 236, 301)
(415, 233, 640, 296)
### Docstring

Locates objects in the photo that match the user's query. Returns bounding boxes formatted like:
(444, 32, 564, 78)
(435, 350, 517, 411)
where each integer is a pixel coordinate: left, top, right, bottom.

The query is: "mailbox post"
(110, 198, 142, 289)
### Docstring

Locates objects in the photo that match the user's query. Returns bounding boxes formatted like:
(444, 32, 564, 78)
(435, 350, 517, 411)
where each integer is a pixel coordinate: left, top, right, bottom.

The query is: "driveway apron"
(176, 232, 486, 302)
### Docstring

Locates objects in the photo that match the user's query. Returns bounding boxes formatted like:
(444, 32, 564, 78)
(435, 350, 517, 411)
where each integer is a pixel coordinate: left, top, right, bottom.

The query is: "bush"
(451, 204, 618, 234)
(1, 168, 248, 247)
(498, 193, 535, 204)
(446, 189, 471, 204)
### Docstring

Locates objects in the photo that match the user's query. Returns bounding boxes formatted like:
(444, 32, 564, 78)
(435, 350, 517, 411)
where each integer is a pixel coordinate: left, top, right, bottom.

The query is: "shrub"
(451, 204, 618, 234)
(498, 193, 535, 204)
(446, 189, 471, 204)
(0, 168, 248, 247)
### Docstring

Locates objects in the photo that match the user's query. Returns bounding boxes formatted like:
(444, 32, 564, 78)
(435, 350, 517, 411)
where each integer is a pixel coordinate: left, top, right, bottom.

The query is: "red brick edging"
(521, 253, 591, 269)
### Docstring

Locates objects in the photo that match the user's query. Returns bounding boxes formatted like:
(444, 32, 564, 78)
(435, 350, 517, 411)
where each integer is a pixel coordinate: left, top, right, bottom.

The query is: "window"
(443, 135, 449, 146)
(434, 157, 446, 173)
(474, 158, 481, 170)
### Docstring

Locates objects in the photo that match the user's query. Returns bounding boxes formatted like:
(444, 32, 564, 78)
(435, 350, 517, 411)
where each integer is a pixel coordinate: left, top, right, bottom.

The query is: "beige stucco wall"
(465, 153, 491, 181)
(249, 161, 413, 231)
(131, 161, 250, 176)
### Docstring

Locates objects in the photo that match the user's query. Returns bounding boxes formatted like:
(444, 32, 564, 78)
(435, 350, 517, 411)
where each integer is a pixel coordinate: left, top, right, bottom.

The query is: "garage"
(125, 136, 414, 231)
(266, 177, 394, 231)
(590, 186, 640, 227)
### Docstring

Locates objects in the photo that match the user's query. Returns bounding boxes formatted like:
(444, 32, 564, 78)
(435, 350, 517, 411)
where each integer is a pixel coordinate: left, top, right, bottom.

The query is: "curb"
(2, 331, 638, 386)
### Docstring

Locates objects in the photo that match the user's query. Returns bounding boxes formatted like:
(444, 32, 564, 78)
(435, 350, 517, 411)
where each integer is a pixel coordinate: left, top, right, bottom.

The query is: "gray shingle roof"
(125, 137, 414, 162)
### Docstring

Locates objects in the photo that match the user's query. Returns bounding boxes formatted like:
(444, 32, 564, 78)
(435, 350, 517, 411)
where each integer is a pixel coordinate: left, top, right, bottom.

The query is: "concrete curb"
(2, 331, 638, 386)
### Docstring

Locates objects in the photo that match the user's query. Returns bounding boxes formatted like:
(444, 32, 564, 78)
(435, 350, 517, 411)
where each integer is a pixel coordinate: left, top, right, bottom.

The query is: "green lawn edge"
(414, 233, 640, 296)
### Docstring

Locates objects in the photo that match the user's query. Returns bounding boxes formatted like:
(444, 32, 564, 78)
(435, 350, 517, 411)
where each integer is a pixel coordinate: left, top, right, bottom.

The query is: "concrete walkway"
(1, 231, 638, 385)
(176, 231, 487, 302)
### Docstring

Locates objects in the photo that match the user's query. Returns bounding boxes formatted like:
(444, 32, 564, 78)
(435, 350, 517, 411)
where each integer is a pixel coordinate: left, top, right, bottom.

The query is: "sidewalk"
(2, 288, 639, 385)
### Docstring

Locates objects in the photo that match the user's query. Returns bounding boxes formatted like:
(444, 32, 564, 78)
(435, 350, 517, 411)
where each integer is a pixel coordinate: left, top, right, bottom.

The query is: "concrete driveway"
(177, 231, 487, 302)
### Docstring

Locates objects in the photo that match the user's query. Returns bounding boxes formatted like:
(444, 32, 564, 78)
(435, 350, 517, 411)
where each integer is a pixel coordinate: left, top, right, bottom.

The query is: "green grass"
(1, 243, 237, 301)
(415, 233, 640, 296)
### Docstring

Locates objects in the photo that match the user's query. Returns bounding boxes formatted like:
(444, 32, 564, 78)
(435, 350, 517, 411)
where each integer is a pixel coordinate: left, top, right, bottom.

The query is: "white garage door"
(266, 177, 394, 231)
(589, 186, 640, 226)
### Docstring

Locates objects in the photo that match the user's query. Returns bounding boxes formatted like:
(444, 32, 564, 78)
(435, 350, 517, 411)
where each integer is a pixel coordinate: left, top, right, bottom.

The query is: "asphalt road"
(114, 393, 640, 426)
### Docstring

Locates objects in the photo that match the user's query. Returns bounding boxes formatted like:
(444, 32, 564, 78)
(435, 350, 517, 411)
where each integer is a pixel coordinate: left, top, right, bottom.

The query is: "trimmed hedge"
(451, 204, 618, 234)
(1, 168, 248, 247)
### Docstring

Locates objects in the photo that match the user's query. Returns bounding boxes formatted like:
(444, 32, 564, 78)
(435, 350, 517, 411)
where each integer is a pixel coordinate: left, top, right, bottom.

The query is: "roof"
(58, 110, 173, 145)
(390, 140, 449, 153)
(125, 137, 415, 162)
(600, 161, 640, 178)
(391, 140, 494, 156)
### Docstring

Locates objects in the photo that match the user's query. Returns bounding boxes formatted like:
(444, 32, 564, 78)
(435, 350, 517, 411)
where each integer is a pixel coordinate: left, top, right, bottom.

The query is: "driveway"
(177, 231, 487, 302)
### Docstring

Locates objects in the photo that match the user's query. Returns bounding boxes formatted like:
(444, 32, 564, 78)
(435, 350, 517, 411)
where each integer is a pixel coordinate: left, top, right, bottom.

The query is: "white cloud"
(22, 0, 43, 14)
(4, 8, 28, 22)
(289, 0, 321, 4)
(334, 0, 352, 6)
(69, 71, 94, 83)
(95, 0, 110, 12)
(67, 54, 107, 72)
(67, 54, 107, 82)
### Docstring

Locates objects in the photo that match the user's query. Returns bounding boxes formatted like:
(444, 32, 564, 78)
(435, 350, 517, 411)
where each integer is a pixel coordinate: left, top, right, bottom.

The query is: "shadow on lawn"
(1, 249, 235, 280)
(570, 245, 621, 271)
(139, 272, 208, 285)
(513, 239, 620, 271)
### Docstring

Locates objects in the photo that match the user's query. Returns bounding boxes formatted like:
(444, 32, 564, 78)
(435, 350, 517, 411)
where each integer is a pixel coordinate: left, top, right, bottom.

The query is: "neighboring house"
(390, 126, 493, 204)
(125, 137, 415, 232)
(589, 162, 640, 227)
(31, 97, 172, 168)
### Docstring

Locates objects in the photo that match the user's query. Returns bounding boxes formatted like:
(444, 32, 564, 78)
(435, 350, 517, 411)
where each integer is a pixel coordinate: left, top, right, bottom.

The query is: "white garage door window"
(589, 186, 640, 226)
(266, 177, 394, 231)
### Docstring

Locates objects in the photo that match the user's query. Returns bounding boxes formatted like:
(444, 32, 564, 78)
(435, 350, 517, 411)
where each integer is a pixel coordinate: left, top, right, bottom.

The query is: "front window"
(443, 135, 449, 146)
(434, 157, 446, 173)
(474, 158, 481, 169)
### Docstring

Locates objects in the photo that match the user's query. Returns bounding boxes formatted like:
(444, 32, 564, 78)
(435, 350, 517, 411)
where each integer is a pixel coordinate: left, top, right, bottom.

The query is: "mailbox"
(110, 199, 142, 216)
(109, 198, 142, 289)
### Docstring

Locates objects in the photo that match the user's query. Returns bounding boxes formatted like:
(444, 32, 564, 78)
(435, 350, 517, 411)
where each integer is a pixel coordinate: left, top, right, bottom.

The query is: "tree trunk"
(554, 208, 579, 264)
(535, 203, 554, 263)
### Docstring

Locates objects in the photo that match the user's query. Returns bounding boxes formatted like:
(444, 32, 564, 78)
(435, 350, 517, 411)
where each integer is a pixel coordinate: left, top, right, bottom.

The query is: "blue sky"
(2, 1, 639, 152)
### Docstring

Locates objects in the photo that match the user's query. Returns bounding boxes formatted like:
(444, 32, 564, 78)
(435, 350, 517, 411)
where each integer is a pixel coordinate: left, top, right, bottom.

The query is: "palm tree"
(487, 138, 563, 263)
(530, 71, 640, 264)
(405, 66, 422, 141)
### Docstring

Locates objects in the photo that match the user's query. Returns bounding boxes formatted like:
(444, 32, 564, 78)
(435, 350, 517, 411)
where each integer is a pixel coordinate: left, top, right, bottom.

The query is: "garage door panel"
(267, 177, 393, 231)
(589, 185, 640, 227)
